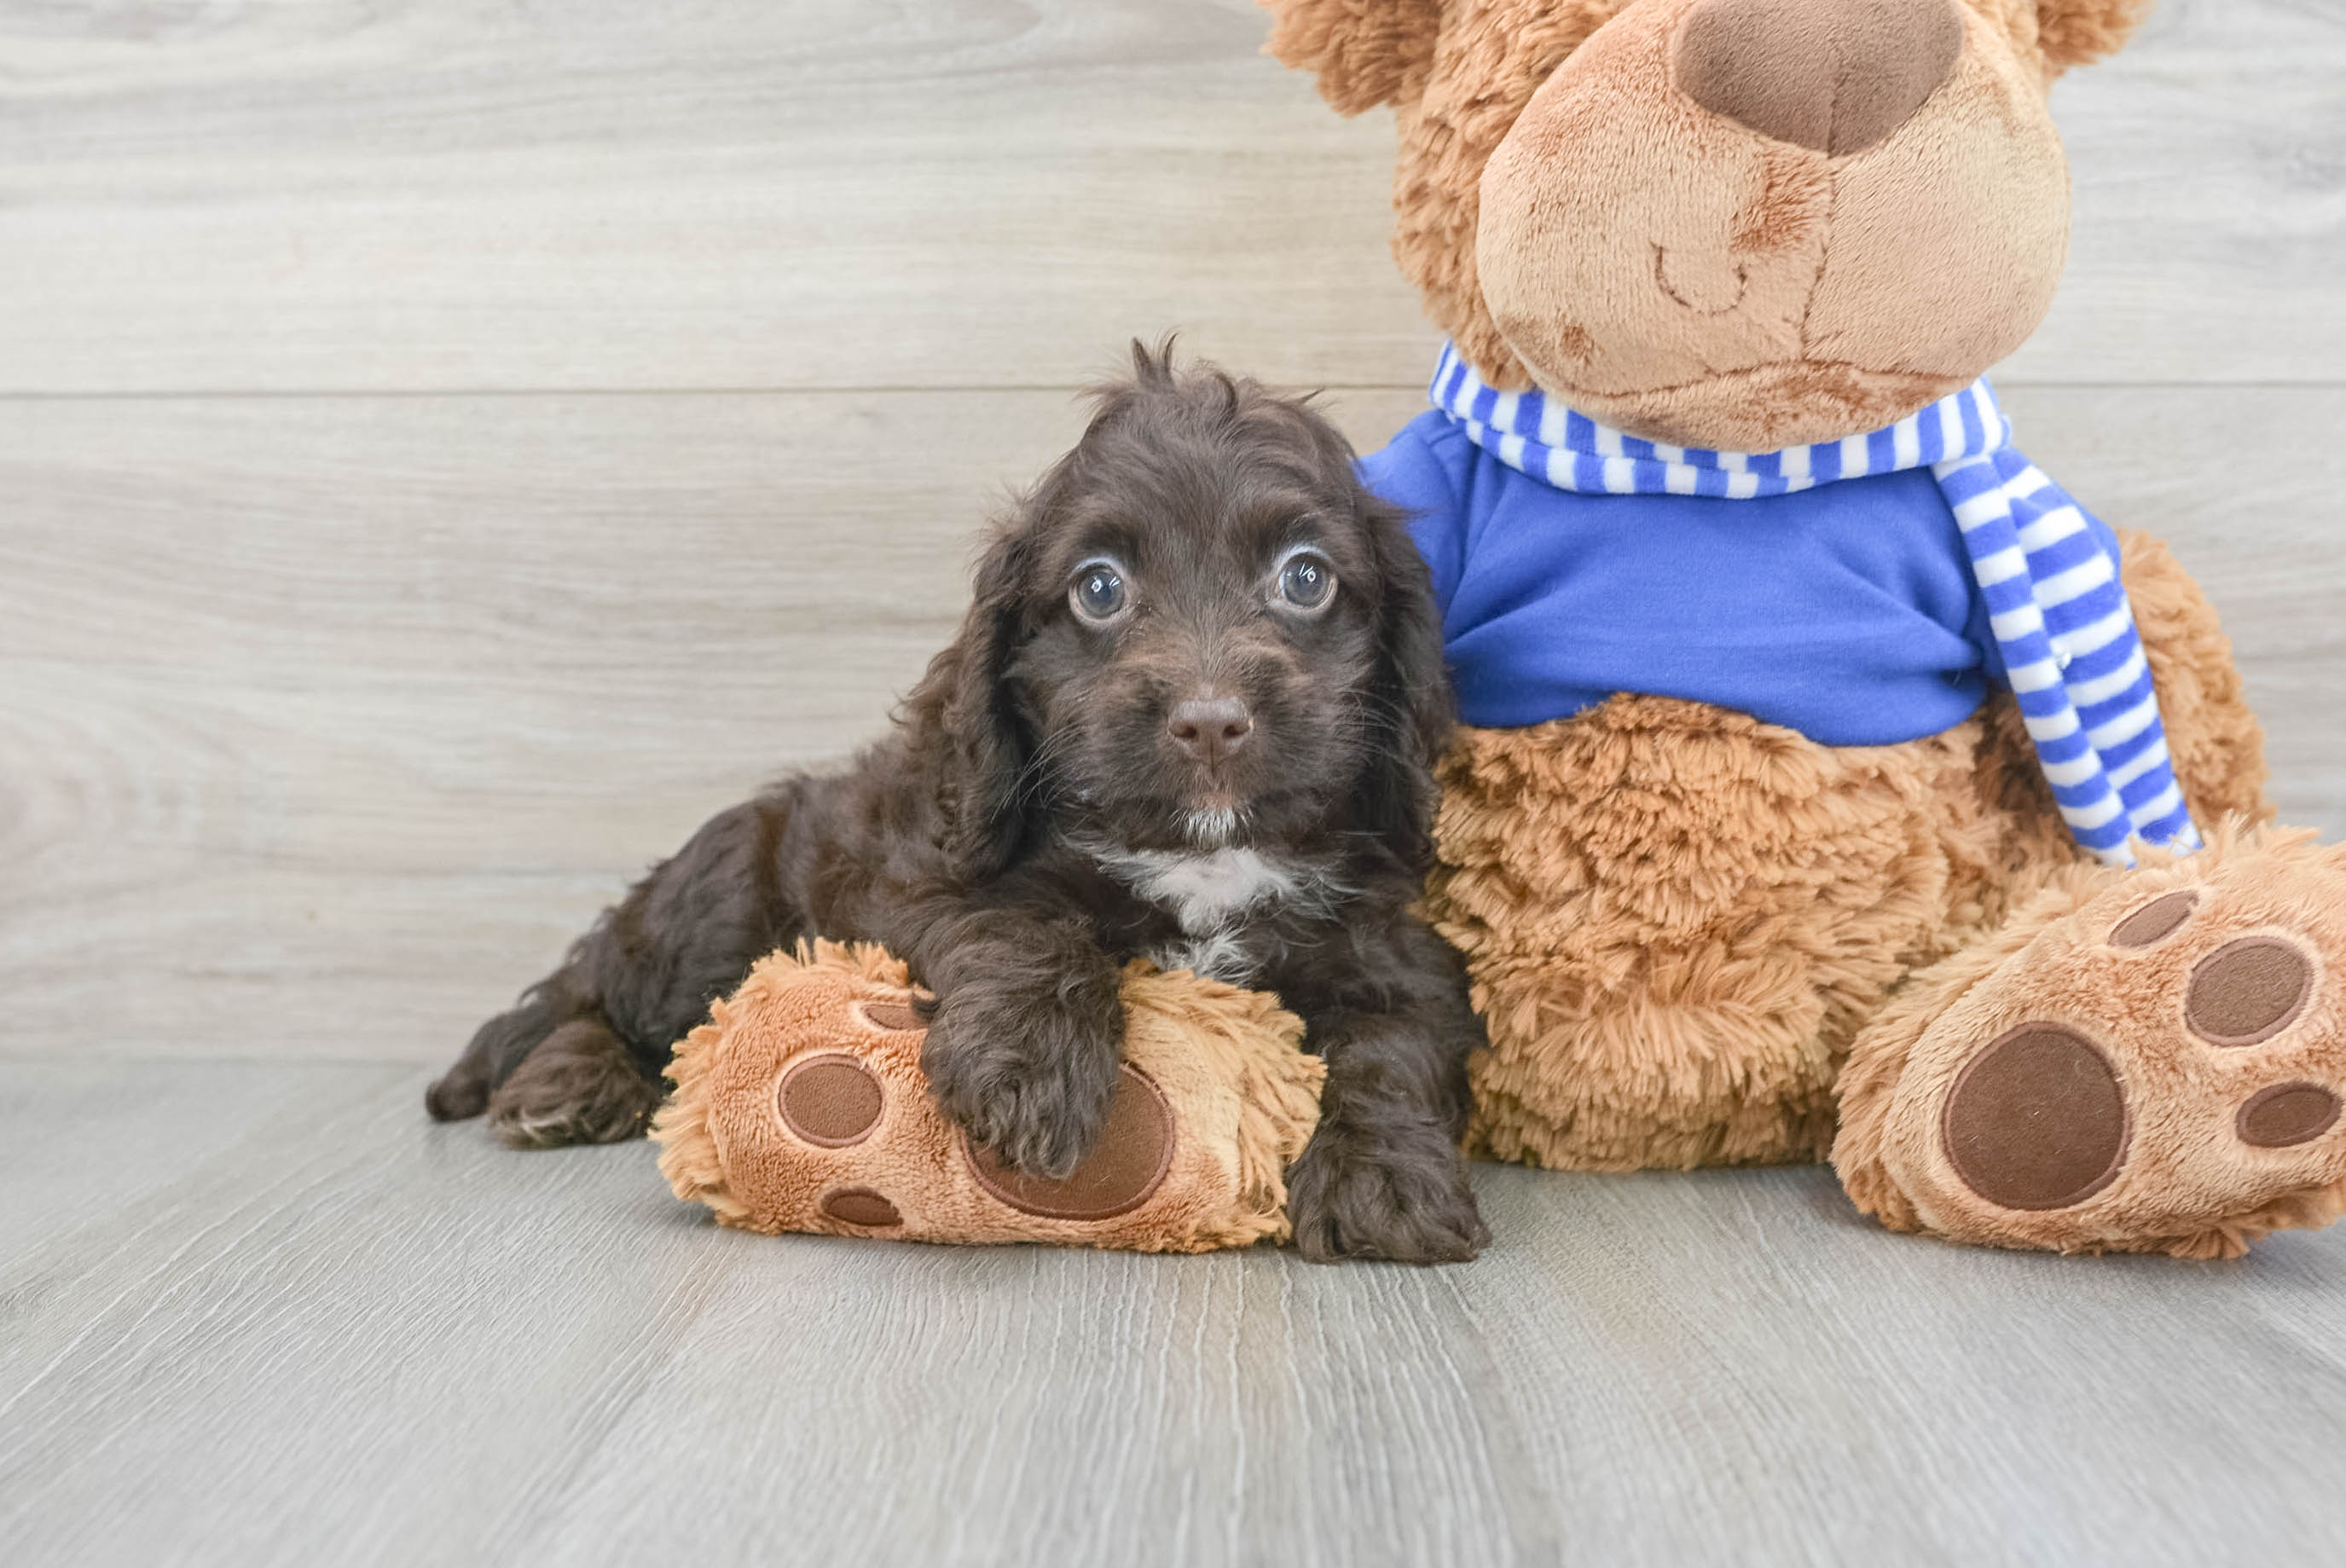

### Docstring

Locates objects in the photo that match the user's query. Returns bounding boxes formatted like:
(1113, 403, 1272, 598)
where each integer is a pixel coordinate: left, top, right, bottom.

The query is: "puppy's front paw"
(1285, 1124, 1488, 1264)
(923, 981, 1124, 1179)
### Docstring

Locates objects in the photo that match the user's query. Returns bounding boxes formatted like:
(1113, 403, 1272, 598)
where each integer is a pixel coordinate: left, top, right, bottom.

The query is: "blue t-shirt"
(1358, 410, 2113, 747)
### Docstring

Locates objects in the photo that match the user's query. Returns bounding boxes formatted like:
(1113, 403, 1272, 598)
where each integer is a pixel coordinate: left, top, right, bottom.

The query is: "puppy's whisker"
(1011, 728, 1084, 812)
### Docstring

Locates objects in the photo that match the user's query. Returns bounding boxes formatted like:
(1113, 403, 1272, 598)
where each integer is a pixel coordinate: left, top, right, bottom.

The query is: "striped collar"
(1429, 341, 2009, 500)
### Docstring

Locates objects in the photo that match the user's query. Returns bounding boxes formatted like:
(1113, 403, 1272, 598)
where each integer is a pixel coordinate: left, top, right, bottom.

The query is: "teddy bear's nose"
(1673, 0, 1965, 157)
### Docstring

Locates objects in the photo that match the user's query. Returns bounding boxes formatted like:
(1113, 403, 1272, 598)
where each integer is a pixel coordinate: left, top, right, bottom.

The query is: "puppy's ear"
(1262, 0, 1444, 114)
(907, 520, 1036, 881)
(1355, 489, 1454, 867)
(2036, 0, 2153, 73)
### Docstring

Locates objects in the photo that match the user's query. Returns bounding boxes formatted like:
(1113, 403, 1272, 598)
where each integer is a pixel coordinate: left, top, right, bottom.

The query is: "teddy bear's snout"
(1673, 0, 1964, 158)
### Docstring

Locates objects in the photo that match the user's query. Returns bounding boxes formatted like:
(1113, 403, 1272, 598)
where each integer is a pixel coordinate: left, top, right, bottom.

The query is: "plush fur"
(1266, 0, 2346, 1255)
(431, 344, 1489, 1264)
(2035, 0, 2155, 73)
(1430, 535, 2268, 1174)
(1265, 0, 1446, 112)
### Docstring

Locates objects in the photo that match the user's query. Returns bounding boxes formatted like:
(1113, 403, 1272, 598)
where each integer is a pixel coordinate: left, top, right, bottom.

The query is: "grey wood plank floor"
(3, 1058, 2344, 1568)
(4, 1, 2345, 1563)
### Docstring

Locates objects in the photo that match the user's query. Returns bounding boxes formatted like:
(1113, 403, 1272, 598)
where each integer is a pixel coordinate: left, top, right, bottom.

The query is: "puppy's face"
(997, 362, 1417, 853)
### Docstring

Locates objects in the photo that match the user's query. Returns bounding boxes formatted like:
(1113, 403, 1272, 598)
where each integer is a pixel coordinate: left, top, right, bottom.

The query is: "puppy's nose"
(1674, 0, 1964, 157)
(1167, 697, 1253, 767)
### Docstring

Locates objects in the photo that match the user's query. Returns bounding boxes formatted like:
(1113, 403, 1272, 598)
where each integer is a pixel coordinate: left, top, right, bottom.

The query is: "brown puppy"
(427, 343, 1490, 1264)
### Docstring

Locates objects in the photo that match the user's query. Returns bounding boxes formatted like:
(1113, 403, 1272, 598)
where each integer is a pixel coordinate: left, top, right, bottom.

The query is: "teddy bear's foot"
(1834, 825, 2346, 1258)
(654, 944, 1329, 1252)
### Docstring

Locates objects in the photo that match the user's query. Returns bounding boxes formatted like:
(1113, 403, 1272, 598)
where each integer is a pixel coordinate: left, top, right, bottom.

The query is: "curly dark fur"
(429, 342, 1489, 1264)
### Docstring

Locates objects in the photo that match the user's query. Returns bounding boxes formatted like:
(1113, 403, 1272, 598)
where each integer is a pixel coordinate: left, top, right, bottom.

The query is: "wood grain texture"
(0, 380, 2334, 1062)
(5, 385, 2341, 1063)
(2, 1061, 2343, 1567)
(0, 0, 2337, 394)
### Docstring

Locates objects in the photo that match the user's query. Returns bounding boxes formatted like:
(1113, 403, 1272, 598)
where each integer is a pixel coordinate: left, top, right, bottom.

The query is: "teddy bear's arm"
(1967, 525, 2271, 869)
(2113, 528, 2272, 830)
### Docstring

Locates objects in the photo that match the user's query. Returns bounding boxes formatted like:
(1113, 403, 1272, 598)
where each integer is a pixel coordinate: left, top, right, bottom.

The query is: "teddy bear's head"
(1267, 0, 2150, 449)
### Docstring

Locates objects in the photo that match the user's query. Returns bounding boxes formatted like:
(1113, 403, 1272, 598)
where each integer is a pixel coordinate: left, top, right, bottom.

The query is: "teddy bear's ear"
(2036, 0, 2155, 72)
(1261, 0, 1445, 114)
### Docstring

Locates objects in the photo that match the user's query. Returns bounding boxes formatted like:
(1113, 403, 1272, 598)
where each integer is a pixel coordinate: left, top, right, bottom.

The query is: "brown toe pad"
(2238, 1083, 2343, 1149)
(2110, 890, 2198, 950)
(965, 1064, 1174, 1221)
(2187, 937, 2314, 1047)
(778, 1053, 884, 1147)
(820, 1187, 904, 1228)
(1942, 1025, 2130, 1212)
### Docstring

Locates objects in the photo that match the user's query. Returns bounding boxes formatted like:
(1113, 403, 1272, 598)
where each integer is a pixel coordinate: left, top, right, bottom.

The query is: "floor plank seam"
(1, 378, 2339, 403)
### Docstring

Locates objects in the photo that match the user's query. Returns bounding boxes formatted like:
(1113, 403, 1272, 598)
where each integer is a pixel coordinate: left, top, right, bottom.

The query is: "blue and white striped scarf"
(1430, 344, 2198, 865)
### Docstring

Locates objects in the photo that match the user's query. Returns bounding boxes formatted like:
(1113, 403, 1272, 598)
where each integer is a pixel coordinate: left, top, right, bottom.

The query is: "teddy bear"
(1262, 0, 2346, 1256)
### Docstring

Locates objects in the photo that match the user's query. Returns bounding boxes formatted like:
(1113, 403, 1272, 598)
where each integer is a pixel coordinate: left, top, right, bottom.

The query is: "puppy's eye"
(1070, 561, 1128, 623)
(1274, 551, 1336, 612)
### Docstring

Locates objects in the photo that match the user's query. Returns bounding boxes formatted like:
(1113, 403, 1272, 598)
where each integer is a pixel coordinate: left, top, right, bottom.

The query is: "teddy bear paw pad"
(1858, 830, 2346, 1255)
(1940, 1026, 2129, 1212)
(2236, 1083, 2343, 1149)
(776, 1052, 886, 1147)
(2185, 937, 2312, 1046)
(818, 1187, 903, 1229)
(963, 1064, 1174, 1221)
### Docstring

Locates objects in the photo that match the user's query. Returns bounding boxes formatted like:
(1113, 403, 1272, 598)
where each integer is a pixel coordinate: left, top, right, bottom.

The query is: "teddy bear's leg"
(656, 946, 1326, 1253)
(1834, 826, 2346, 1256)
(1426, 696, 2010, 1172)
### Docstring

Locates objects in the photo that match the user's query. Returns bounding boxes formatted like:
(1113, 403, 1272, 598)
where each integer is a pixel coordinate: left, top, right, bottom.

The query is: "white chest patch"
(1095, 846, 1307, 934)
(1080, 839, 1351, 986)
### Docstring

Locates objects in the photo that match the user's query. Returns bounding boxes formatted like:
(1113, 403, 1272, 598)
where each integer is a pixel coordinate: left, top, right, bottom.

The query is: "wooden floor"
(3, 2, 2344, 1563)
(5, 1057, 2345, 1567)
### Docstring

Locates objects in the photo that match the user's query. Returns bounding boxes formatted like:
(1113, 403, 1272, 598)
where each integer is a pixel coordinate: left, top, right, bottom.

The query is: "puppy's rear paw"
(487, 1020, 662, 1149)
(425, 1061, 489, 1121)
(1285, 1129, 1488, 1264)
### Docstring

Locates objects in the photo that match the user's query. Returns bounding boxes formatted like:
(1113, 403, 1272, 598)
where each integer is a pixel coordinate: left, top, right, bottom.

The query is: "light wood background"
(2, 0, 2341, 1064)
(3, 4, 2345, 1565)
